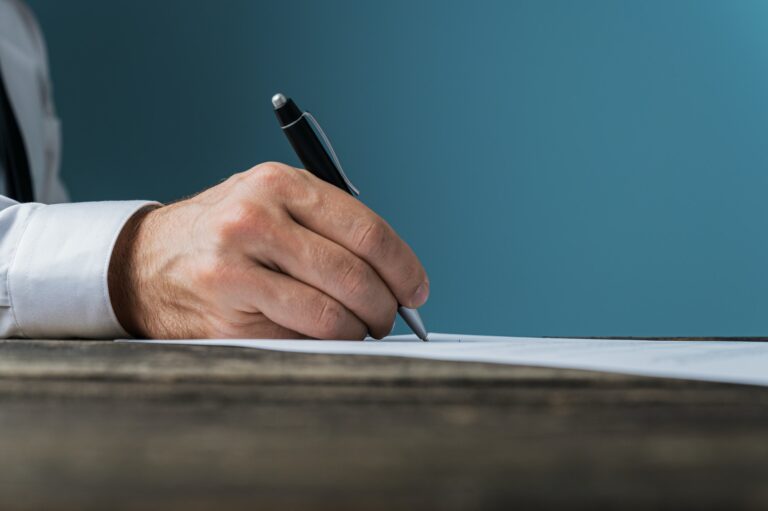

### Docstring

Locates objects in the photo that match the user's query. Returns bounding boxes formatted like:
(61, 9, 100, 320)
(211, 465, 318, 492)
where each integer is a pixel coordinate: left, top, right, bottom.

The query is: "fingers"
(237, 264, 368, 340)
(280, 169, 430, 309)
(219, 162, 429, 340)
(258, 223, 398, 339)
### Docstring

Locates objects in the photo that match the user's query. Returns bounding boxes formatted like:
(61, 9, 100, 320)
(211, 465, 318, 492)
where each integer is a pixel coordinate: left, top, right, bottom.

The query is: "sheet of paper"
(124, 333, 768, 387)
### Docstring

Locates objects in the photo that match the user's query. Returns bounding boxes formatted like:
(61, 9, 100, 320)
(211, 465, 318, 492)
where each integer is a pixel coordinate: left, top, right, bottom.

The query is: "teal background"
(26, 0, 768, 337)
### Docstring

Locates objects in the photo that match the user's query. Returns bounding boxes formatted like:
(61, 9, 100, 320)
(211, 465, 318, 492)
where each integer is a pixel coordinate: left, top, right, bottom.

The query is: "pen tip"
(398, 306, 429, 342)
(271, 93, 287, 109)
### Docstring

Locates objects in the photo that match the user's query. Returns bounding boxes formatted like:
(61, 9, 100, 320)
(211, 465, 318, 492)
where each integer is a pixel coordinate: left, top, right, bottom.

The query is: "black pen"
(271, 93, 429, 341)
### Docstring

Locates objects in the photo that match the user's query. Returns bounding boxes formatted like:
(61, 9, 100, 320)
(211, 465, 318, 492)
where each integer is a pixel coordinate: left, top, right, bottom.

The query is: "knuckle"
(314, 297, 347, 339)
(227, 169, 251, 185)
(353, 217, 390, 257)
(338, 257, 370, 299)
(301, 181, 323, 209)
(255, 161, 290, 175)
(216, 202, 270, 243)
(293, 167, 314, 181)
(250, 162, 296, 192)
(282, 168, 319, 208)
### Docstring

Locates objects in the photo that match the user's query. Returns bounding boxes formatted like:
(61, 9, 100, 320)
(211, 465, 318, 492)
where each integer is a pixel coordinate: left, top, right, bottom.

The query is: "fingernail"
(411, 281, 430, 308)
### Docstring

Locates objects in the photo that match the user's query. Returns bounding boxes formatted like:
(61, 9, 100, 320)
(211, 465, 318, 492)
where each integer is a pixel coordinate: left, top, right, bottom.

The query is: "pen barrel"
(282, 116, 353, 194)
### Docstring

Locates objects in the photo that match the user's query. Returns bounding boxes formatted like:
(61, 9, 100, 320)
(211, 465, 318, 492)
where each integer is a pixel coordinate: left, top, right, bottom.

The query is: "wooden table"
(2, 338, 768, 510)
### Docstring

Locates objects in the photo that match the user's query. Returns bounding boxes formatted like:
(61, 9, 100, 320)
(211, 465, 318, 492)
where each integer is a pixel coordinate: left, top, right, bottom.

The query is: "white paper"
(124, 333, 768, 387)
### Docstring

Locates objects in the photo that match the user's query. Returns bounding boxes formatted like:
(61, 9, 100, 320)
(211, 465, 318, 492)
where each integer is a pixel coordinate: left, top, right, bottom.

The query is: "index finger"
(285, 169, 430, 309)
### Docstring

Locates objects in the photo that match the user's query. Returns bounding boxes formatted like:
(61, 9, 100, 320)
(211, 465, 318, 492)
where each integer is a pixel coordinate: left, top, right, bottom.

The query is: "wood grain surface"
(1, 339, 767, 510)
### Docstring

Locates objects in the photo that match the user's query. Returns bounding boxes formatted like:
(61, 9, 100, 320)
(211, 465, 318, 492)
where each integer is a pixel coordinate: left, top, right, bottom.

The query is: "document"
(126, 333, 768, 387)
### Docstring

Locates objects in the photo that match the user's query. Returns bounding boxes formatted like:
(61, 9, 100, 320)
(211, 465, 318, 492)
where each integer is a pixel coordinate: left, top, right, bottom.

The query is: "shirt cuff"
(8, 200, 158, 338)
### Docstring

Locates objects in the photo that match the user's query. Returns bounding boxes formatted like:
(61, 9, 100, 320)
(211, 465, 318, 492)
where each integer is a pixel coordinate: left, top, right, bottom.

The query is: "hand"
(108, 162, 429, 339)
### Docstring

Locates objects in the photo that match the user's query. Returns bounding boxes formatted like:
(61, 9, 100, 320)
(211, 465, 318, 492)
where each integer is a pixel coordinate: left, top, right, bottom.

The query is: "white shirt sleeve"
(0, 196, 158, 338)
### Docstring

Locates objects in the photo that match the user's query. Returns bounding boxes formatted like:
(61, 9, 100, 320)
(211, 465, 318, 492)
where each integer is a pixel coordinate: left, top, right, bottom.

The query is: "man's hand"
(108, 162, 429, 339)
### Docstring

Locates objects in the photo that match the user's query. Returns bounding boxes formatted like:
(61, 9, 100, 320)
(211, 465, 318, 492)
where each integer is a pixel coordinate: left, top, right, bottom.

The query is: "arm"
(0, 162, 428, 340)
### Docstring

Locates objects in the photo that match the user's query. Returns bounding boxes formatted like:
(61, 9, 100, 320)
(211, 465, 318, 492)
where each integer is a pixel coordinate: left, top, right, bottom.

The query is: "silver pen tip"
(398, 306, 429, 342)
(271, 93, 287, 109)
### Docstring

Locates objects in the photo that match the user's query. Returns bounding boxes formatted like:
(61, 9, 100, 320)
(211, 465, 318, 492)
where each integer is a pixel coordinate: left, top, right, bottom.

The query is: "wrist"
(108, 205, 160, 337)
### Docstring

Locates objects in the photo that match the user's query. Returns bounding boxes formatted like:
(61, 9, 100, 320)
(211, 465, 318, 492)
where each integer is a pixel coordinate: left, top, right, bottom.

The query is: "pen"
(271, 92, 429, 341)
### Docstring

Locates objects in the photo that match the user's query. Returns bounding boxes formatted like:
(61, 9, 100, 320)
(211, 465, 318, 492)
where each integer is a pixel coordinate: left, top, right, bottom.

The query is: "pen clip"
(301, 112, 360, 196)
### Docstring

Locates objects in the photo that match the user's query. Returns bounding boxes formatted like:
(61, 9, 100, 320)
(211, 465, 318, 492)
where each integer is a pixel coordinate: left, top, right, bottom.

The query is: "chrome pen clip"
(283, 111, 360, 196)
